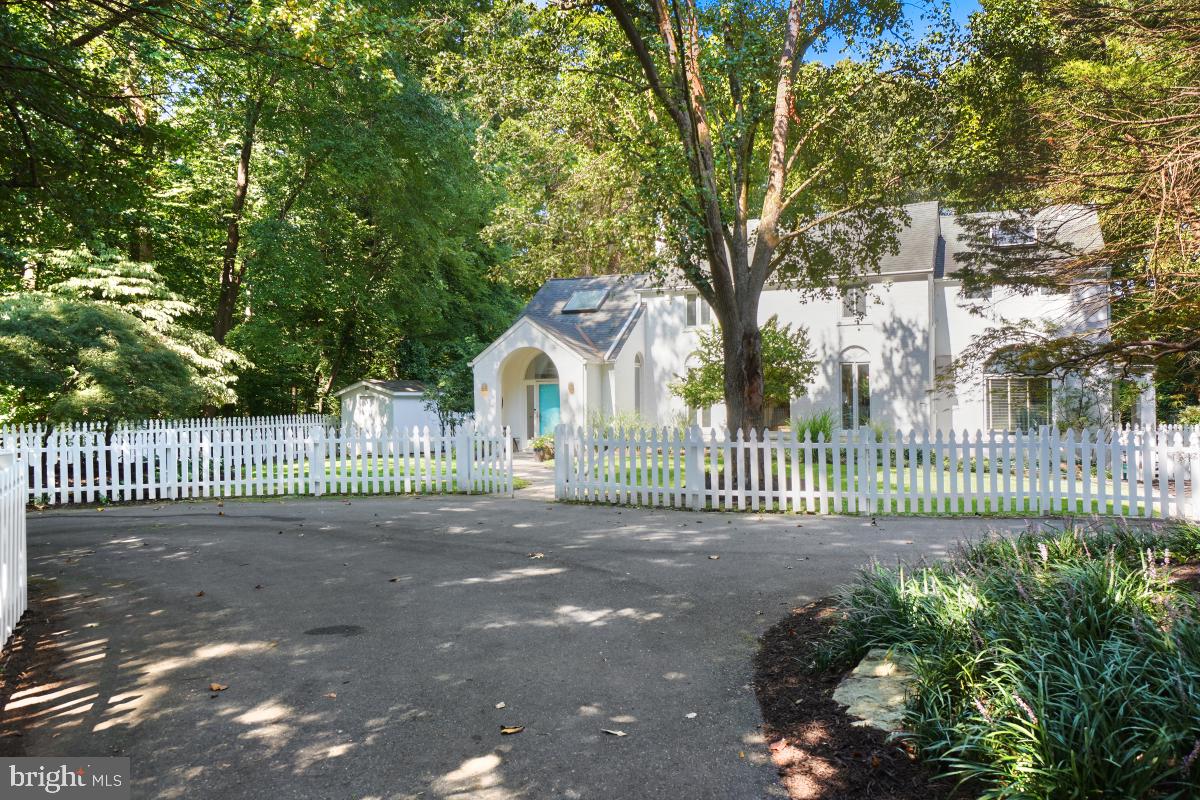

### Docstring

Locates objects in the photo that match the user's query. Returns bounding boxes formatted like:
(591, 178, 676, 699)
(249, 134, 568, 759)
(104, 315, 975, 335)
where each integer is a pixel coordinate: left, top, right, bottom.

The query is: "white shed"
(335, 380, 441, 436)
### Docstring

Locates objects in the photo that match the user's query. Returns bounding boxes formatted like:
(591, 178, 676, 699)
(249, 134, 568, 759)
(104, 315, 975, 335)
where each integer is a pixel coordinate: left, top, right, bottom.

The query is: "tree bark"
(213, 95, 266, 343)
(602, 0, 813, 433)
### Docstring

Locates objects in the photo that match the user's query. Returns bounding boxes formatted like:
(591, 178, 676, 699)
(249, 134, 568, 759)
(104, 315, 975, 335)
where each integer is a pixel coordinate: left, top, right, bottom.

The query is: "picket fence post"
(684, 426, 702, 510)
(456, 425, 473, 494)
(311, 427, 326, 497)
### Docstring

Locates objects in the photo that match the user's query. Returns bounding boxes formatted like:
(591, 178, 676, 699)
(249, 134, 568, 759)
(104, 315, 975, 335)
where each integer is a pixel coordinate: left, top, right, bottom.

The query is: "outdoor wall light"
(480, 383, 489, 395)
(567, 382, 575, 395)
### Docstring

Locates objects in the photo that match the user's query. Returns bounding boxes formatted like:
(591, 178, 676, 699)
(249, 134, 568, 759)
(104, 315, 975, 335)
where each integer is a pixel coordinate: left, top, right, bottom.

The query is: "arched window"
(633, 354, 644, 413)
(840, 346, 870, 429)
(524, 353, 558, 381)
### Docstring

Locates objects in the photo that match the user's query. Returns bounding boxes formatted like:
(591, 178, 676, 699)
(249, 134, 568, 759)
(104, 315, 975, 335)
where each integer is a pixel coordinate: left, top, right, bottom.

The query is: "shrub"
(791, 408, 836, 441)
(1178, 405, 1200, 426)
(528, 433, 554, 453)
(820, 523, 1200, 798)
(586, 409, 649, 432)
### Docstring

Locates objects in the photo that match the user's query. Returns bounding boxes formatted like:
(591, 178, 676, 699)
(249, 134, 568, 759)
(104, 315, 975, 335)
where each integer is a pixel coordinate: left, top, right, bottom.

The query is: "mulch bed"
(753, 598, 958, 800)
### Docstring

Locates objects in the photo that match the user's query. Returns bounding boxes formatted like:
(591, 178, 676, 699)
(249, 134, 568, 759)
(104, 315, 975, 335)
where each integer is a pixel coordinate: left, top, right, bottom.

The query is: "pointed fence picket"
(0, 450, 27, 647)
(555, 424, 1200, 520)
(0, 417, 512, 506)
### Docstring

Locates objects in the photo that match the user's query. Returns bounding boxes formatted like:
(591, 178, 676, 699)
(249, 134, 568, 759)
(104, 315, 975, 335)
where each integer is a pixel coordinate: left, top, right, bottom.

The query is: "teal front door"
(538, 383, 561, 435)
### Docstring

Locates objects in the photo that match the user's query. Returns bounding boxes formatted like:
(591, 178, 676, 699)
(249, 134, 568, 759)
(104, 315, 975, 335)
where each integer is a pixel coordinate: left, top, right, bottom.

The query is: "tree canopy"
(942, 0, 1200, 415)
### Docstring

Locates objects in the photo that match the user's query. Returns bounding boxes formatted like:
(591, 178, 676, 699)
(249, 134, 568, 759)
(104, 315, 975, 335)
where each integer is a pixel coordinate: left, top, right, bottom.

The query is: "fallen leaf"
(527, 552, 545, 559)
(217, 502, 224, 508)
(708, 555, 720, 560)
(495, 702, 506, 709)
(738, 751, 745, 759)
(685, 712, 697, 719)
(500, 725, 524, 735)
(602, 729, 627, 737)
(254, 584, 263, 590)
(769, 739, 788, 752)
(218, 511, 224, 516)
(209, 683, 228, 692)
(195, 591, 205, 597)
(325, 692, 337, 699)
(388, 577, 401, 583)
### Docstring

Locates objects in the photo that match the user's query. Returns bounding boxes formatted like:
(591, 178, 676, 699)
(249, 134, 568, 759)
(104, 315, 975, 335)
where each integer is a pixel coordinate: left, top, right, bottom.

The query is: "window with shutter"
(987, 376, 1052, 431)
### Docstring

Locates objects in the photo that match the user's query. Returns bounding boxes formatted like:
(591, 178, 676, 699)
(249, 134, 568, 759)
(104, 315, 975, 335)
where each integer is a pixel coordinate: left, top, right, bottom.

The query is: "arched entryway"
(497, 347, 564, 448)
(524, 353, 561, 437)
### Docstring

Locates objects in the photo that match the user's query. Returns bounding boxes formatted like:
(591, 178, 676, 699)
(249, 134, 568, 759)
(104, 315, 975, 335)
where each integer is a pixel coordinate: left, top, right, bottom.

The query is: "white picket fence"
(0, 418, 512, 505)
(554, 425, 1200, 519)
(0, 451, 27, 645)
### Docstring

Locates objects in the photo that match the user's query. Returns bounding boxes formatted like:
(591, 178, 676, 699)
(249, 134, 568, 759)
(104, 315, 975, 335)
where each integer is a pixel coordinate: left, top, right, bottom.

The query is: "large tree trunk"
(722, 302, 764, 432)
(213, 96, 266, 344)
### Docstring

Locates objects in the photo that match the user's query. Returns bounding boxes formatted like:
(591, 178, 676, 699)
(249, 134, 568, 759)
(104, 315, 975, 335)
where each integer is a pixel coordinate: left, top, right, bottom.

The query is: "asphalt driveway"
(9, 494, 1029, 799)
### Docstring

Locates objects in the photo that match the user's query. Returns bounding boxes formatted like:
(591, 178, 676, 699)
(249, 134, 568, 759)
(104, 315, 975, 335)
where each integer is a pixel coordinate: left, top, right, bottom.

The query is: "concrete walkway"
(12, 496, 1034, 799)
(511, 451, 556, 501)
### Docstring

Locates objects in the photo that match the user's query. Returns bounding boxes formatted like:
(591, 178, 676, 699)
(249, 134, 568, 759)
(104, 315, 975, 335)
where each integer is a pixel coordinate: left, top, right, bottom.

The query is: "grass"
(818, 522, 1200, 798)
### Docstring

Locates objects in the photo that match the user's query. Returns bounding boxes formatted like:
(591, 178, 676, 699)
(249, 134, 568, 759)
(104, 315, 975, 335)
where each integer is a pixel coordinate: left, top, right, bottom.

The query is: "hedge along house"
(473, 202, 1156, 447)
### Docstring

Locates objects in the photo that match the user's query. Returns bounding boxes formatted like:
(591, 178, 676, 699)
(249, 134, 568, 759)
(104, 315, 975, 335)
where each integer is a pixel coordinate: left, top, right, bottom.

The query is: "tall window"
(633, 354, 643, 414)
(987, 376, 1052, 431)
(841, 288, 866, 319)
(840, 348, 870, 428)
(685, 292, 712, 327)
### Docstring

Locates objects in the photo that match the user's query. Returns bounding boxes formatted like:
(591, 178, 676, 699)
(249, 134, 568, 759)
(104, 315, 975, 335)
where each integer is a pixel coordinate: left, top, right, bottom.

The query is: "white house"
(336, 379, 441, 436)
(472, 201, 1154, 448)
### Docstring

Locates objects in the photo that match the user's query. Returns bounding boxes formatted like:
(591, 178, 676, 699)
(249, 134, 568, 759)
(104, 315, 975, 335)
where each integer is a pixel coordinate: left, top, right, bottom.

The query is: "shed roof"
(335, 379, 426, 397)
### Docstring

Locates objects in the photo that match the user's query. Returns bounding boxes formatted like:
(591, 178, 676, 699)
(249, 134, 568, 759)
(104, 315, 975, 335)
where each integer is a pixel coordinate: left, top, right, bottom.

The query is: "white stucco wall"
(639, 276, 935, 431)
(471, 318, 591, 446)
(936, 281, 1108, 432)
(475, 272, 1117, 438)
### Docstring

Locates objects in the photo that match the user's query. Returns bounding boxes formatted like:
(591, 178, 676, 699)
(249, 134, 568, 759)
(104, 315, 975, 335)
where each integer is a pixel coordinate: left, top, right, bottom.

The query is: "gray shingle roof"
(519, 274, 646, 360)
(878, 200, 942, 274)
(940, 205, 1103, 275)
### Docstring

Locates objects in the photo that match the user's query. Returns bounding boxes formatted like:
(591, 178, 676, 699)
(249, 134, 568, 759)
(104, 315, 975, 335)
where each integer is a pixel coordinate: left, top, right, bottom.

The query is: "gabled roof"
(517, 274, 647, 361)
(335, 379, 426, 397)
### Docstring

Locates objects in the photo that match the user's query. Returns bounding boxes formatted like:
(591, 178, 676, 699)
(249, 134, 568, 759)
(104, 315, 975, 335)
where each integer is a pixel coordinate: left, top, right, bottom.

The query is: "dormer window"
(563, 288, 609, 312)
(990, 220, 1038, 248)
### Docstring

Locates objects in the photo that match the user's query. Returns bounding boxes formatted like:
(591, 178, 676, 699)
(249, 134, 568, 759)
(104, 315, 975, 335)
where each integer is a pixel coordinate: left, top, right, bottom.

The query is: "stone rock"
(831, 647, 913, 732)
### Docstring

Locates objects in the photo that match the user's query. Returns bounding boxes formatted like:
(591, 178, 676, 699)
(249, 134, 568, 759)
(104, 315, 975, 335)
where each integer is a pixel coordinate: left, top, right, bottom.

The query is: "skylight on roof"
(563, 288, 608, 313)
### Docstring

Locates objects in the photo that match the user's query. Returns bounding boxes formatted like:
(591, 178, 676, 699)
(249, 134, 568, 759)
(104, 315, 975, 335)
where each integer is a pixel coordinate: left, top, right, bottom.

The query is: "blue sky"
(809, 0, 981, 64)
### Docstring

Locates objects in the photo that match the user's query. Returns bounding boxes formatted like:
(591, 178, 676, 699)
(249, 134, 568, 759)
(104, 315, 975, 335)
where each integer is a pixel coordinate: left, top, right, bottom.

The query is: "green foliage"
(821, 524, 1200, 798)
(585, 409, 651, 432)
(437, 2, 659, 293)
(943, 0, 1200, 378)
(791, 409, 837, 442)
(1, 0, 519, 418)
(528, 433, 554, 453)
(671, 316, 817, 410)
(0, 295, 212, 424)
(0, 247, 239, 422)
(1178, 406, 1200, 426)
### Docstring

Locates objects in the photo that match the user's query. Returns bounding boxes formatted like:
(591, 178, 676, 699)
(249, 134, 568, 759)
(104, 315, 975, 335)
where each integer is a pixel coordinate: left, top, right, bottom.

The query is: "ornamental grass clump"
(820, 523, 1200, 798)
